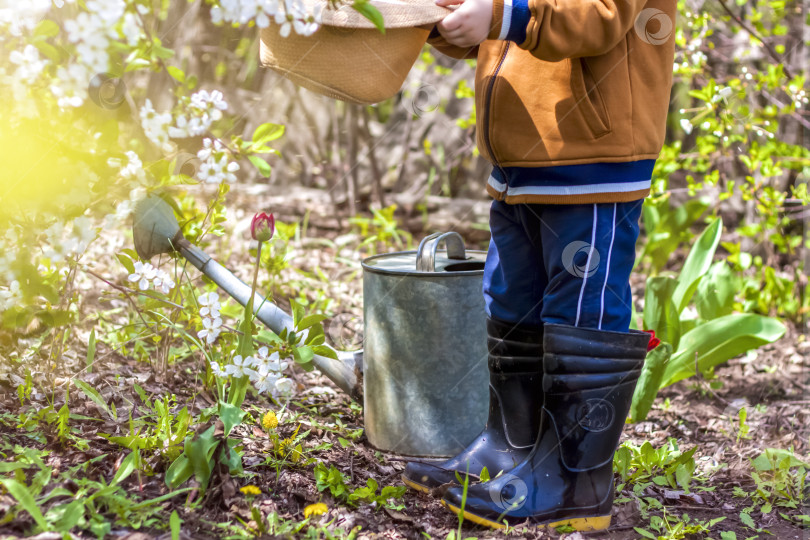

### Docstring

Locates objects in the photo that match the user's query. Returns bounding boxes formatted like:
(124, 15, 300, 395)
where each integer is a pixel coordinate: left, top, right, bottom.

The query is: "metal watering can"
(132, 196, 488, 456)
(362, 232, 488, 456)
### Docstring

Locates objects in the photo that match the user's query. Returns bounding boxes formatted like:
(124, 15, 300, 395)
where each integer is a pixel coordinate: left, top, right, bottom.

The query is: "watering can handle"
(415, 231, 467, 272)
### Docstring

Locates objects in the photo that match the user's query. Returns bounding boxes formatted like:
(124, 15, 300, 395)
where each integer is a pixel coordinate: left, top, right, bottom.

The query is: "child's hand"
(435, 0, 493, 48)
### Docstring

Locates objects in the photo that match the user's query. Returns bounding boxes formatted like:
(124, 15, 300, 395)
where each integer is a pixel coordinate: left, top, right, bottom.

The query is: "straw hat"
(260, 0, 451, 104)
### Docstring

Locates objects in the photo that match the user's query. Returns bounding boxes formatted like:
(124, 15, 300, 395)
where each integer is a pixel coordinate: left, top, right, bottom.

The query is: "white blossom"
(109, 151, 147, 183)
(251, 364, 280, 394)
(198, 154, 240, 184)
(42, 217, 98, 261)
(152, 271, 175, 294)
(249, 346, 292, 396)
(9, 45, 46, 84)
(0, 281, 22, 313)
(195, 138, 239, 184)
(168, 90, 228, 139)
(197, 138, 225, 161)
(50, 63, 92, 108)
(86, 0, 126, 26)
(197, 292, 223, 344)
(198, 292, 221, 318)
(128, 261, 157, 290)
(119, 12, 143, 45)
(139, 99, 174, 152)
(255, 346, 289, 372)
(207, 0, 319, 34)
(126, 261, 175, 295)
(197, 316, 223, 345)
(0, 0, 51, 37)
(274, 377, 294, 395)
(103, 187, 147, 228)
(209, 360, 227, 377)
(225, 354, 257, 379)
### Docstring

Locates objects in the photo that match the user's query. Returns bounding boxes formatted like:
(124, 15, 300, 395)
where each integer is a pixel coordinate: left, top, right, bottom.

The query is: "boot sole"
(443, 501, 611, 531)
(401, 474, 431, 494)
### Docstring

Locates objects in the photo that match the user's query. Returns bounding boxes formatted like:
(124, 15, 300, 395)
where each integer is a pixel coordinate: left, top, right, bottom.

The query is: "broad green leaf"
(218, 401, 246, 438)
(695, 261, 739, 320)
(352, 1, 385, 33)
(295, 345, 315, 367)
(185, 425, 219, 492)
(630, 342, 673, 422)
(165, 454, 193, 489)
(643, 276, 681, 350)
(34, 19, 60, 38)
(167, 65, 185, 83)
(252, 122, 285, 144)
(661, 314, 786, 387)
(220, 439, 243, 475)
(248, 155, 272, 178)
(116, 253, 135, 274)
(672, 218, 722, 314)
(297, 314, 327, 331)
(674, 463, 692, 492)
(0, 478, 49, 531)
(311, 345, 337, 362)
(751, 448, 809, 471)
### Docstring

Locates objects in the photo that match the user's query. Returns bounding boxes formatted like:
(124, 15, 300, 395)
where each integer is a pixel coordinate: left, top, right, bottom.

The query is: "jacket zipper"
(482, 42, 510, 193)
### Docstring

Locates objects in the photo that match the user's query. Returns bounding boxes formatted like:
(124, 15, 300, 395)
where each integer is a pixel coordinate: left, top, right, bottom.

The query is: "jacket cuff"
(487, 0, 505, 40)
(489, 0, 531, 43)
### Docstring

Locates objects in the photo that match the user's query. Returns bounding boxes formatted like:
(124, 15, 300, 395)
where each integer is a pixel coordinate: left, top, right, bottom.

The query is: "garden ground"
(0, 188, 807, 540)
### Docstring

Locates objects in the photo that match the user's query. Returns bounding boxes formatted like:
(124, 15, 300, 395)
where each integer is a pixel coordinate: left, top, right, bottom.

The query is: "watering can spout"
(132, 195, 363, 400)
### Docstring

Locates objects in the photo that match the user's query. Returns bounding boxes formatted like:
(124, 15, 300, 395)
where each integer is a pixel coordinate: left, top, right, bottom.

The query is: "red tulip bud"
(251, 212, 275, 242)
(644, 329, 661, 352)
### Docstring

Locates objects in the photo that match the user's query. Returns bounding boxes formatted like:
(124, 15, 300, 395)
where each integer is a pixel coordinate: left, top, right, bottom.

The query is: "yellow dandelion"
(240, 485, 261, 496)
(262, 410, 279, 430)
(304, 502, 328, 518)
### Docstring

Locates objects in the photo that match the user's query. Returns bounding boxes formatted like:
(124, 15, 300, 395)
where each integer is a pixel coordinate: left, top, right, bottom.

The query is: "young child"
(402, 0, 675, 530)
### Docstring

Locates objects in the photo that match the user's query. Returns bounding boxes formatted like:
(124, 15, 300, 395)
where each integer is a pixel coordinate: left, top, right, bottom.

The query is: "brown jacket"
(429, 0, 676, 203)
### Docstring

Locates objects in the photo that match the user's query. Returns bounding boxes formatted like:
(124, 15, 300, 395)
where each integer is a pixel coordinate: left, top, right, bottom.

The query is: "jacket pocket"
(570, 57, 611, 138)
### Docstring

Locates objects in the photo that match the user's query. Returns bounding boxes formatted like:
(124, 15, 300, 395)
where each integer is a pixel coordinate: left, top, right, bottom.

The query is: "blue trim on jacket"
(505, 0, 531, 44)
(492, 160, 656, 189)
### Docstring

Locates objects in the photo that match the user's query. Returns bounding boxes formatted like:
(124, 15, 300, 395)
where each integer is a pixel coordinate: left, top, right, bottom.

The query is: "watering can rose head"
(251, 212, 275, 242)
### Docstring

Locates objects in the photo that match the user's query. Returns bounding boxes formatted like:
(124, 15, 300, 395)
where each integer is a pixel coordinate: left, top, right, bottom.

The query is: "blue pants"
(483, 200, 643, 332)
